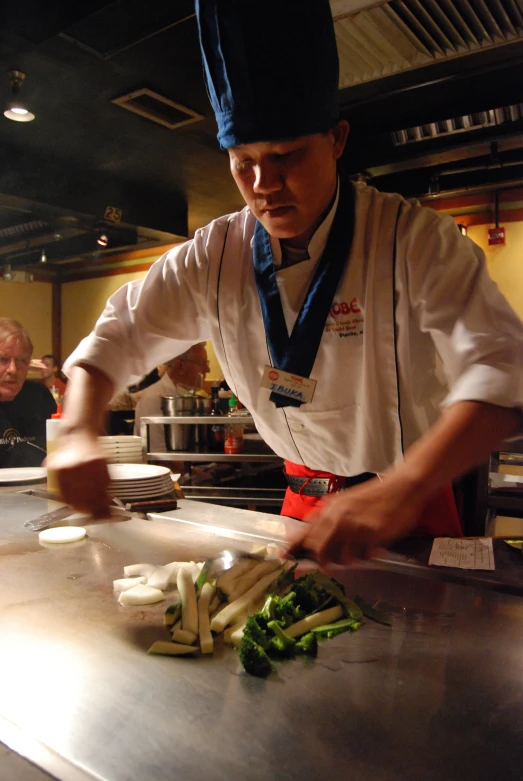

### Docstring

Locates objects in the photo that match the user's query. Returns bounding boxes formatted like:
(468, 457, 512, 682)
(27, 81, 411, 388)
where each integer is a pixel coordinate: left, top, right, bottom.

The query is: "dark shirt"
(128, 368, 160, 393)
(0, 381, 57, 467)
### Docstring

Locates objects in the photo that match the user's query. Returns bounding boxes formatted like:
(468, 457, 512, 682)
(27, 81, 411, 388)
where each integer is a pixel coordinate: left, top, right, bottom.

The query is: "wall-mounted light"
(96, 233, 109, 248)
(4, 70, 35, 123)
(457, 224, 467, 236)
(2, 264, 14, 281)
(40, 248, 47, 263)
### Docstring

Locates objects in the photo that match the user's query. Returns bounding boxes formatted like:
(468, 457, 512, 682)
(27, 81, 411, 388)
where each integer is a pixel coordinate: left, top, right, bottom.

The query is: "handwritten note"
(429, 537, 495, 570)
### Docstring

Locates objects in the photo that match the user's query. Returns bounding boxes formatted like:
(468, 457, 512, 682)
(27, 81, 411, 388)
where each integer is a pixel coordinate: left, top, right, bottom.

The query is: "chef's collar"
(271, 180, 340, 269)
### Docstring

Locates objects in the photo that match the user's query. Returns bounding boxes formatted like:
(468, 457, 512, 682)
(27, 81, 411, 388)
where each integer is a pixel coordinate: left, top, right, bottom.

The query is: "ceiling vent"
(0, 219, 49, 241)
(392, 102, 523, 145)
(334, 0, 523, 88)
(112, 88, 204, 130)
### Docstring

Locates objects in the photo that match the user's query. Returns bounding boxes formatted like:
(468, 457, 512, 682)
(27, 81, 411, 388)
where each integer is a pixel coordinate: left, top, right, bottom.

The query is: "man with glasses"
(134, 343, 209, 452)
(0, 318, 56, 467)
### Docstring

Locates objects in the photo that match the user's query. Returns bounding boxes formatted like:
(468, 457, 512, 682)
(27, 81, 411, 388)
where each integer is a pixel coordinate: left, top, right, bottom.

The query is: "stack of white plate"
(107, 463, 173, 499)
(98, 436, 143, 464)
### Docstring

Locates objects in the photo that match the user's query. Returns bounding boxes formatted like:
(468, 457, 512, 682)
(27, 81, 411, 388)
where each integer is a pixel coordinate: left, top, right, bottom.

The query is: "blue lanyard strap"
(253, 174, 355, 407)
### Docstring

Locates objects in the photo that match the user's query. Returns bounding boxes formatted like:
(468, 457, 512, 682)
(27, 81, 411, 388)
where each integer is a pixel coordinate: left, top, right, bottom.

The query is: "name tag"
(260, 366, 316, 405)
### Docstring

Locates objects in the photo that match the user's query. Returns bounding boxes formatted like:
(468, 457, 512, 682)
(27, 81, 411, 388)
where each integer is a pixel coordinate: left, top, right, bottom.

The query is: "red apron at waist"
(281, 460, 462, 538)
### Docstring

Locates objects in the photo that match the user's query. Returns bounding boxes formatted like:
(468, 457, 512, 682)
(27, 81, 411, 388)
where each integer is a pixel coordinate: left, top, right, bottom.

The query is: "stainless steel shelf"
(141, 415, 255, 425)
(146, 451, 281, 462)
(140, 415, 281, 464)
(181, 486, 285, 506)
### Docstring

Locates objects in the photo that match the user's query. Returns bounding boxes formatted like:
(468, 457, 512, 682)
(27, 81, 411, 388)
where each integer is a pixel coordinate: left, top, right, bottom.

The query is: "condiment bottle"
(224, 393, 244, 454)
(209, 385, 224, 452)
(46, 404, 63, 495)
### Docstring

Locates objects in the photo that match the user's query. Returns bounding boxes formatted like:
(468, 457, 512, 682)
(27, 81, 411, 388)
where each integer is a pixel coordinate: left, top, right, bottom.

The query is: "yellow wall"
(0, 279, 52, 357)
(468, 222, 523, 321)
(62, 267, 224, 381)
(62, 271, 146, 360)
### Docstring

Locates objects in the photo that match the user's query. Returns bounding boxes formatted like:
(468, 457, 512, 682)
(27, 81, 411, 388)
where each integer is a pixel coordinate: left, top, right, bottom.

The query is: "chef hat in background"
(195, 0, 340, 150)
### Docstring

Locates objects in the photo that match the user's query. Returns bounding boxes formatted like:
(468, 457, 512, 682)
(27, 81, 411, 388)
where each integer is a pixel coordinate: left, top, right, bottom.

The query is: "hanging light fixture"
(2, 264, 14, 281)
(4, 70, 35, 123)
(40, 248, 47, 263)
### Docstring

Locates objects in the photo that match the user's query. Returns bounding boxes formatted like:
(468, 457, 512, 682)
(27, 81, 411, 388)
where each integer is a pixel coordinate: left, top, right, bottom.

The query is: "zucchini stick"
(172, 629, 197, 645)
(177, 566, 198, 636)
(164, 601, 182, 628)
(217, 558, 258, 595)
(148, 641, 197, 656)
(198, 582, 216, 654)
(210, 566, 284, 633)
(285, 605, 344, 638)
(227, 559, 282, 602)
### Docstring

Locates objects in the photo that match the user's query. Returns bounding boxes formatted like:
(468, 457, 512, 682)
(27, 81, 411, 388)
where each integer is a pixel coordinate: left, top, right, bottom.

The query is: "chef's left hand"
(286, 474, 426, 566)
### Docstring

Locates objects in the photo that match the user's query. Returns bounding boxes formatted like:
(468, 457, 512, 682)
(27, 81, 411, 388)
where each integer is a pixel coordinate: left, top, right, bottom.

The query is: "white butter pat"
(39, 526, 87, 544)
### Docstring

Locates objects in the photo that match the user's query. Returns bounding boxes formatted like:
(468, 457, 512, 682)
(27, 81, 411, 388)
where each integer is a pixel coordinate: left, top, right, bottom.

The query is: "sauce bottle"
(46, 404, 63, 495)
(209, 385, 224, 452)
(224, 393, 244, 454)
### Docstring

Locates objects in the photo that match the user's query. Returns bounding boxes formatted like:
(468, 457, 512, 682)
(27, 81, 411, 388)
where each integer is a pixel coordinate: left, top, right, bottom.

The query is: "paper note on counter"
(429, 537, 495, 570)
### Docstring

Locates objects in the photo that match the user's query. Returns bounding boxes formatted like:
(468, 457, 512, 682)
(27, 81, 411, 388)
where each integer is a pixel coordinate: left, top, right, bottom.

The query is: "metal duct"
(334, 0, 523, 87)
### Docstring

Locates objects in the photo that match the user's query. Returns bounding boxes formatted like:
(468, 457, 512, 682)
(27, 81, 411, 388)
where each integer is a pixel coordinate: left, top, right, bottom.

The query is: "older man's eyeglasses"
(0, 355, 30, 370)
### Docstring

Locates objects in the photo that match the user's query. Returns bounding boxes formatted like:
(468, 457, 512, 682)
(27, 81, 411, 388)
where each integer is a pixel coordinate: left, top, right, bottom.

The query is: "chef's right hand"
(45, 430, 111, 516)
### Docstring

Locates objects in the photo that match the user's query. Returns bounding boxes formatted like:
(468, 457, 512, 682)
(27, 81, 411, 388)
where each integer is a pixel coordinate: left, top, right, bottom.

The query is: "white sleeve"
(63, 227, 213, 390)
(400, 204, 523, 411)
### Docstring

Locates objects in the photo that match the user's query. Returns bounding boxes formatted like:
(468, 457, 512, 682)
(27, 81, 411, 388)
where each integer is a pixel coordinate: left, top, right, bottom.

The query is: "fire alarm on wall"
(488, 227, 506, 246)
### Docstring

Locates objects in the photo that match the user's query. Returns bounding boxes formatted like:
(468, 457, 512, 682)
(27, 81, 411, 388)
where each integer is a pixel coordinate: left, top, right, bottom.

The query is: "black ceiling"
(1, 1, 523, 277)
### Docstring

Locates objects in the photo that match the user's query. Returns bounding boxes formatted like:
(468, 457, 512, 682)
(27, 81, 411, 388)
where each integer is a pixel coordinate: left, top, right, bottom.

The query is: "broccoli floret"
(295, 631, 318, 657)
(239, 637, 273, 677)
(242, 614, 270, 649)
(260, 594, 278, 622)
(277, 592, 305, 626)
(267, 620, 296, 658)
(261, 592, 304, 627)
(292, 574, 322, 614)
(312, 618, 362, 640)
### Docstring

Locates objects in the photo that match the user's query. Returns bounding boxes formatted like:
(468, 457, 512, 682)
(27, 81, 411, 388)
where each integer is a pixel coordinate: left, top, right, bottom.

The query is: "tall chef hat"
(195, 0, 340, 150)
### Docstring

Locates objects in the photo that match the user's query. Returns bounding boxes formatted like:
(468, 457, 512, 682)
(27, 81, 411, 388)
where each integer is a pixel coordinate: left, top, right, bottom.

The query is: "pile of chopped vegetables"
(113, 549, 391, 677)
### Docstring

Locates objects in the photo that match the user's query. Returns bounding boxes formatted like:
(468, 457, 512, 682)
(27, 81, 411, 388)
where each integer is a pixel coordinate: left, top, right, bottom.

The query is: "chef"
(53, 0, 523, 564)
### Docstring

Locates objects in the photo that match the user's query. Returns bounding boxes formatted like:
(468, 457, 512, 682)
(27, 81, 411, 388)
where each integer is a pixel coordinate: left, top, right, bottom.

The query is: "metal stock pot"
(161, 395, 195, 451)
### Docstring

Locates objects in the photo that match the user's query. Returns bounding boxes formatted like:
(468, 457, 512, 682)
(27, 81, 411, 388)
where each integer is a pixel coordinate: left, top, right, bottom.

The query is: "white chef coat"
(65, 182, 523, 477)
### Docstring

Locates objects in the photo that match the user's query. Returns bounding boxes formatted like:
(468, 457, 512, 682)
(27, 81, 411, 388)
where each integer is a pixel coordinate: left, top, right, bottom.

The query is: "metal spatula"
(211, 545, 317, 578)
(24, 497, 130, 532)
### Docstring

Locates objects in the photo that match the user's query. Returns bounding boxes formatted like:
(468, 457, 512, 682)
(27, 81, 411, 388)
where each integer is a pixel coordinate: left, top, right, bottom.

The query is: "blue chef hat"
(195, 0, 340, 150)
